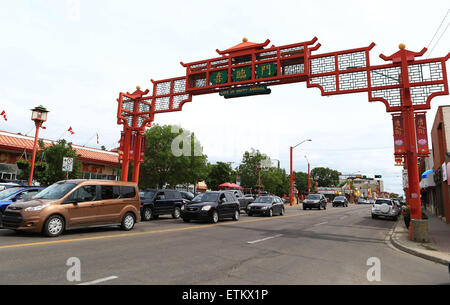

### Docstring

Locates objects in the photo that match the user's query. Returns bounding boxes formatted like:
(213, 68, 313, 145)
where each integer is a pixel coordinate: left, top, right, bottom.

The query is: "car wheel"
(211, 211, 219, 224)
(142, 207, 153, 221)
(248, 212, 253, 217)
(268, 209, 273, 217)
(393, 216, 398, 221)
(280, 208, 285, 216)
(172, 207, 181, 219)
(43, 215, 65, 237)
(372, 214, 377, 219)
(121, 212, 135, 231)
(317, 205, 321, 210)
(323, 204, 327, 210)
(182, 218, 190, 223)
(233, 209, 240, 221)
(303, 206, 306, 210)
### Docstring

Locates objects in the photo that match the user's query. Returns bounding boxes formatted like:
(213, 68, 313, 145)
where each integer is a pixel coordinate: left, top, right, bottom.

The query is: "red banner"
(140, 135, 145, 163)
(118, 132, 125, 161)
(392, 114, 406, 154)
(415, 113, 430, 156)
(129, 132, 136, 157)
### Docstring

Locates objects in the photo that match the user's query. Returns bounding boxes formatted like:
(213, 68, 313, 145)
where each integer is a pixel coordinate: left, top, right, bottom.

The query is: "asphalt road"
(0, 204, 449, 285)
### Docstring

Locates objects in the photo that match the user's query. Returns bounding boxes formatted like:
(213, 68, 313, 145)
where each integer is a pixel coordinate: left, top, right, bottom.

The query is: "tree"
(294, 171, 309, 194)
(261, 167, 290, 196)
(18, 139, 82, 186)
(138, 124, 208, 189)
(205, 162, 234, 191)
(237, 149, 270, 190)
(310, 167, 339, 187)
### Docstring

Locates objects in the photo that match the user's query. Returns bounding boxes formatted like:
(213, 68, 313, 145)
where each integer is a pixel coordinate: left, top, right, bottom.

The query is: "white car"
(371, 199, 400, 220)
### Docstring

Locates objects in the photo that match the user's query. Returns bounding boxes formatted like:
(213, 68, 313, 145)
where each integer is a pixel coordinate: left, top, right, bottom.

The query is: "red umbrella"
(218, 182, 242, 189)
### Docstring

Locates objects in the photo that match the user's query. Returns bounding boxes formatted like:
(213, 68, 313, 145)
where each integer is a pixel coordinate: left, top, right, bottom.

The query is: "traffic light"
(375, 175, 382, 178)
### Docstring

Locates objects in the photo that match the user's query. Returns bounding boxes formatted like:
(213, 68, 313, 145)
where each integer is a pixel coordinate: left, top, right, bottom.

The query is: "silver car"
(371, 199, 400, 220)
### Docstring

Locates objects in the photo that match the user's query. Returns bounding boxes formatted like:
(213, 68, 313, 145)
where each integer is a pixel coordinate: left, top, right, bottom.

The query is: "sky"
(0, 0, 449, 195)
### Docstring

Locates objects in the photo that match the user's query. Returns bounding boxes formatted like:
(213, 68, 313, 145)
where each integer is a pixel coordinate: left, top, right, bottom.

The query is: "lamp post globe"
(28, 105, 49, 186)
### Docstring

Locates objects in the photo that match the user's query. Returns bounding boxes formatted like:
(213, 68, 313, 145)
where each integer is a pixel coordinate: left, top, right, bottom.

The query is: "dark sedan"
(247, 196, 285, 217)
(302, 194, 327, 210)
(180, 191, 240, 223)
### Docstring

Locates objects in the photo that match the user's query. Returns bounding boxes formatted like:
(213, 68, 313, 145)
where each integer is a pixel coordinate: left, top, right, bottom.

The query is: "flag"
(68, 127, 75, 135)
(1, 110, 7, 121)
(96, 133, 99, 144)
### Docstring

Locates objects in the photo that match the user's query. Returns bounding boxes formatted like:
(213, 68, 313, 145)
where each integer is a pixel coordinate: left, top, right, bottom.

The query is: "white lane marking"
(77, 276, 118, 285)
(247, 234, 283, 244)
(313, 221, 328, 227)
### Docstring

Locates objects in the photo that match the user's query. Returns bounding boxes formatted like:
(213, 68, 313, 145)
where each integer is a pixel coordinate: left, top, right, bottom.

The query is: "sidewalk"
(390, 211, 450, 266)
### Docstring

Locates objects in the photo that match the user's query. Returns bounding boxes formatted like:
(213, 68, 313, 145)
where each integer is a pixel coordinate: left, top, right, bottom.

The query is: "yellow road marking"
(0, 211, 316, 250)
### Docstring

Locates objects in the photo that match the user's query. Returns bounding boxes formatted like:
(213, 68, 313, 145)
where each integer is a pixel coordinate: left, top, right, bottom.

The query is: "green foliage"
(205, 162, 235, 191)
(138, 124, 208, 189)
(310, 167, 340, 187)
(261, 167, 290, 196)
(294, 171, 309, 194)
(18, 139, 82, 186)
(237, 148, 269, 190)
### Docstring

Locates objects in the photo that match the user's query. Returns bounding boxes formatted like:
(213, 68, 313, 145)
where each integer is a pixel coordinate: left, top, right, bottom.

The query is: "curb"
(389, 220, 450, 266)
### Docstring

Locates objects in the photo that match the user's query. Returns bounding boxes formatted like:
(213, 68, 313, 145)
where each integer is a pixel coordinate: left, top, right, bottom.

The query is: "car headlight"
(262, 206, 269, 210)
(25, 203, 50, 212)
(181, 205, 185, 211)
(201, 205, 212, 211)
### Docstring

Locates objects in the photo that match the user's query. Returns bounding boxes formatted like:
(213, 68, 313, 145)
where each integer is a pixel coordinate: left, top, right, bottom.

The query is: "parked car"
(332, 196, 348, 207)
(0, 186, 45, 219)
(247, 196, 285, 217)
(302, 194, 327, 210)
(393, 199, 402, 216)
(358, 198, 369, 204)
(140, 189, 184, 221)
(0, 182, 21, 191)
(225, 189, 254, 212)
(1, 180, 140, 237)
(371, 198, 400, 220)
(180, 191, 195, 205)
(181, 191, 240, 223)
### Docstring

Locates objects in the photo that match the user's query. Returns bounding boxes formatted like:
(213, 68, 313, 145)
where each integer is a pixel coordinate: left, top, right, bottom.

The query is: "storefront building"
(0, 130, 118, 182)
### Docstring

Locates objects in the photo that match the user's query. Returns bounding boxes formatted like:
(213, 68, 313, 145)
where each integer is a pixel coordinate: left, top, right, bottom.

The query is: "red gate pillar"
(132, 132, 143, 183)
(398, 45, 422, 225)
(289, 147, 294, 206)
(121, 129, 131, 181)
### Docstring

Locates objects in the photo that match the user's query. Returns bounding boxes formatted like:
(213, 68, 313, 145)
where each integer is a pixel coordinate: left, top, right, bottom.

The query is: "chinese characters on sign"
(210, 70, 228, 85)
(415, 112, 430, 156)
(232, 67, 251, 82)
(256, 63, 277, 78)
(392, 114, 405, 155)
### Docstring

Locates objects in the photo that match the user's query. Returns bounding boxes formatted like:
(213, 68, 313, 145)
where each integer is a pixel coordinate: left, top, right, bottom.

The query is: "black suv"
(140, 189, 183, 221)
(181, 191, 240, 223)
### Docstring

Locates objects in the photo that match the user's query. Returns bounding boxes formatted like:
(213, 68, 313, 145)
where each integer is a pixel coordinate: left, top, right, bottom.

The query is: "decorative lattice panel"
(339, 71, 368, 91)
(370, 67, 401, 87)
(408, 62, 443, 83)
(371, 88, 402, 107)
(283, 64, 305, 75)
(338, 51, 366, 71)
(155, 97, 170, 111)
(310, 75, 336, 92)
(310, 56, 335, 75)
(411, 84, 445, 105)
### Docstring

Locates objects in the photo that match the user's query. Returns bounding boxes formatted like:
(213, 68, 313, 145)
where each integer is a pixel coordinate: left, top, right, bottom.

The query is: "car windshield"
(375, 199, 392, 205)
(191, 192, 219, 203)
(34, 183, 77, 200)
(306, 194, 320, 200)
(334, 196, 345, 200)
(140, 191, 155, 199)
(254, 196, 272, 203)
(0, 187, 22, 200)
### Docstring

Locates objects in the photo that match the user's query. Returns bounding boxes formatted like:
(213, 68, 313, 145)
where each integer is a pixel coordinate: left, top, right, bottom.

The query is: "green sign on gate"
(232, 66, 251, 82)
(256, 63, 277, 78)
(219, 85, 271, 99)
(210, 70, 228, 84)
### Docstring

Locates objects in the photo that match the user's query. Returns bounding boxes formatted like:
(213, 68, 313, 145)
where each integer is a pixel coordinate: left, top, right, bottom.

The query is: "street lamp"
(28, 105, 49, 186)
(257, 162, 262, 197)
(290, 139, 312, 206)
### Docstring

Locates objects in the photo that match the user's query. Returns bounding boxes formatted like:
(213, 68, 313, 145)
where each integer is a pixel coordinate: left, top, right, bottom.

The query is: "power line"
(428, 20, 450, 58)
(426, 8, 450, 58)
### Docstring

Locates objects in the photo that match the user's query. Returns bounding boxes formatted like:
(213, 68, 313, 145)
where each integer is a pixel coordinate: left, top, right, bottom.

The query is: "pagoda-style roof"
(216, 38, 271, 56)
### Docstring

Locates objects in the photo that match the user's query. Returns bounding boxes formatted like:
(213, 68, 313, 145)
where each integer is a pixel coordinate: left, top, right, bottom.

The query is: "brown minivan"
(1, 179, 140, 237)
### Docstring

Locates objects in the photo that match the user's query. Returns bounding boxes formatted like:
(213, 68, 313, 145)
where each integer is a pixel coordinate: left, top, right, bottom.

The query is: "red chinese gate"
(117, 37, 449, 227)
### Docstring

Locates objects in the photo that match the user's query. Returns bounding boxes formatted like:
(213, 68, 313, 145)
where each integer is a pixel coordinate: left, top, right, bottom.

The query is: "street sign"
(62, 157, 74, 172)
(219, 85, 271, 99)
